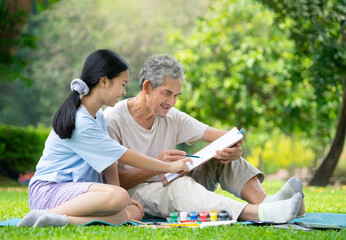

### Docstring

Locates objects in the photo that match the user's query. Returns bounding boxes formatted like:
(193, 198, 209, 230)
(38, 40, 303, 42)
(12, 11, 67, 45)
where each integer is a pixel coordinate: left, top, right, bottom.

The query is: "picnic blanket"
(1, 213, 345, 229)
(0, 218, 141, 227)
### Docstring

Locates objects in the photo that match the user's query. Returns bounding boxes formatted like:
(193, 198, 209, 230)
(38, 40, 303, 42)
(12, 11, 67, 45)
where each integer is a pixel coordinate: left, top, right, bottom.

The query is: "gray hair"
(139, 54, 186, 90)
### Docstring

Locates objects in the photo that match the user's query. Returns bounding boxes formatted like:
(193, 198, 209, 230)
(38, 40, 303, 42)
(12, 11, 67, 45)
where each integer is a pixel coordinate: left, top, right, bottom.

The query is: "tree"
(97, 0, 210, 97)
(1, 0, 210, 126)
(0, 0, 59, 83)
(0, 0, 34, 84)
(259, 0, 345, 186)
(0, 0, 60, 125)
(172, 0, 343, 184)
(173, 0, 318, 146)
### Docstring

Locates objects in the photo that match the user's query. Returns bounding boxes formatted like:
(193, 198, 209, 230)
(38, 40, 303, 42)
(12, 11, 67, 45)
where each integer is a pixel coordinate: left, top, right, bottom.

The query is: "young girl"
(17, 49, 192, 227)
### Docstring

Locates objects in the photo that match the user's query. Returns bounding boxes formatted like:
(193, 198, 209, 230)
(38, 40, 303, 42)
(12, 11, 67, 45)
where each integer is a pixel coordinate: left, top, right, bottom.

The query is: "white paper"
(164, 127, 243, 182)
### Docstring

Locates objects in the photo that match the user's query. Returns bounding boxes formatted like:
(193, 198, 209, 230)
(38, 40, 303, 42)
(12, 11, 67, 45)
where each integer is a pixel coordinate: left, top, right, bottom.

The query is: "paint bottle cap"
(210, 211, 218, 221)
(190, 211, 197, 221)
(200, 211, 208, 222)
(220, 211, 228, 221)
(179, 212, 188, 221)
(170, 212, 178, 223)
(200, 212, 208, 217)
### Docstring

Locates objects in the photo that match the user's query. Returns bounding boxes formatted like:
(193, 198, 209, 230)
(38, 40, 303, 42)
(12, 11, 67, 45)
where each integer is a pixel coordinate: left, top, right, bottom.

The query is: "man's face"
(147, 77, 182, 118)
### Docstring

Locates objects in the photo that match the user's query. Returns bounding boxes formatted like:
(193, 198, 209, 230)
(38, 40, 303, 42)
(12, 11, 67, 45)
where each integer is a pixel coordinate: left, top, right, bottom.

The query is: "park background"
(0, 0, 345, 187)
(0, 1, 345, 239)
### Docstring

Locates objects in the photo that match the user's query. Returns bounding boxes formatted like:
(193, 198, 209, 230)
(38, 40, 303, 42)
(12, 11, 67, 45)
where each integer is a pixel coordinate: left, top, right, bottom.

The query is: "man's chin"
(157, 111, 169, 118)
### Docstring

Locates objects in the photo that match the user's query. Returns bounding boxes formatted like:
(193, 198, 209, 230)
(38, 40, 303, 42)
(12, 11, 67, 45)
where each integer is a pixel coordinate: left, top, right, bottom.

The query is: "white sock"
(16, 210, 48, 227)
(263, 177, 303, 203)
(258, 192, 302, 223)
(33, 212, 68, 228)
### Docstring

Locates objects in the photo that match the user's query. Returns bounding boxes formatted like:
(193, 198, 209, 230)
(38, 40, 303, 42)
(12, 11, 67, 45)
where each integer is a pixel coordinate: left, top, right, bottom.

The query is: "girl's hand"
(168, 157, 193, 173)
(157, 150, 186, 162)
(129, 199, 144, 216)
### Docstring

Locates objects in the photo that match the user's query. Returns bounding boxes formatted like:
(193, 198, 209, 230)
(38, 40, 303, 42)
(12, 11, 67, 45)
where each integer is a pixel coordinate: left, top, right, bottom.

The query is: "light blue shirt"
(29, 105, 127, 186)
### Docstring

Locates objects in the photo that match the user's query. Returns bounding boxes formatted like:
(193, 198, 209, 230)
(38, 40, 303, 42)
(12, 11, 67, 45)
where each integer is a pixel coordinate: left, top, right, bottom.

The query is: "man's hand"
(214, 140, 243, 164)
(157, 150, 186, 162)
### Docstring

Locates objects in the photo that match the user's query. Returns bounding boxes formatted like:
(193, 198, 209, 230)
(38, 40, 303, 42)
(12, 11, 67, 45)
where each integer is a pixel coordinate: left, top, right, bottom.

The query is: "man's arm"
(200, 126, 227, 143)
(118, 149, 187, 189)
(118, 167, 159, 190)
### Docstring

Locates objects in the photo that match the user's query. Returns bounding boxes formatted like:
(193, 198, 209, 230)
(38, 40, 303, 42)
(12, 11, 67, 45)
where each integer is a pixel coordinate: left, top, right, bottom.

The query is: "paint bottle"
(200, 211, 208, 222)
(220, 211, 228, 221)
(190, 211, 198, 221)
(170, 212, 178, 223)
(179, 211, 188, 221)
(210, 211, 218, 222)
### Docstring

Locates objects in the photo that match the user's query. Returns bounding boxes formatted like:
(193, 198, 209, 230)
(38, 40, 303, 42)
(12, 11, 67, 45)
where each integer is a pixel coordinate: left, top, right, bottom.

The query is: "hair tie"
(70, 78, 89, 95)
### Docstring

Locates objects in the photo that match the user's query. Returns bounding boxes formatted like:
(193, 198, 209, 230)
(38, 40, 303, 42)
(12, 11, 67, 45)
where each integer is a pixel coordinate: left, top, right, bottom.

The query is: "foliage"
(89, 0, 211, 97)
(258, 0, 345, 91)
(258, 0, 345, 186)
(0, 181, 345, 239)
(0, 79, 40, 126)
(0, 124, 50, 179)
(246, 131, 315, 174)
(14, 0, 100, 126)
(0, 0, 210, 127)
(0, 0, 60, 84)
(171, 0, 344, 180)
(0, 0, 34, 84)
(173, 0, 317, 138)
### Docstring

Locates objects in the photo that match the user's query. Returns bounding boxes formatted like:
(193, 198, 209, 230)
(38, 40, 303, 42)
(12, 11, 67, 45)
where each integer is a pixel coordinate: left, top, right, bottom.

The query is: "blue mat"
(1, 213, 345, 228)
(289, 213, 346, 227)
(0, 218, 140, 227)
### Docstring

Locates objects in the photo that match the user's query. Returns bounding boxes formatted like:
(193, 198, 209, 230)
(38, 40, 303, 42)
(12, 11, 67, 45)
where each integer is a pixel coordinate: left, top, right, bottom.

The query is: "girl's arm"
(102, 163, 120, 186)
(118, 149, 191, 173)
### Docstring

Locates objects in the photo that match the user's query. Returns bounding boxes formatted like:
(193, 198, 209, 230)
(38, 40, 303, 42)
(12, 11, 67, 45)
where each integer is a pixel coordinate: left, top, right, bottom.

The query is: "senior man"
(104, 54, 304, 223)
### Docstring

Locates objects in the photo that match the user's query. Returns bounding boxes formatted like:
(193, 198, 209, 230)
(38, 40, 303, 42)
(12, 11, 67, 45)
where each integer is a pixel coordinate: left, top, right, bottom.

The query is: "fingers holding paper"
(214, 141, 243, 164)
(169, 157, 193, 174)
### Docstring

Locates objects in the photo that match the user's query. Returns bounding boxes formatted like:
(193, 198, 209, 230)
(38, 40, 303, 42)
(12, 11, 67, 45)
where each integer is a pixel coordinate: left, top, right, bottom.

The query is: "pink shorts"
(29, 180, 95, 210)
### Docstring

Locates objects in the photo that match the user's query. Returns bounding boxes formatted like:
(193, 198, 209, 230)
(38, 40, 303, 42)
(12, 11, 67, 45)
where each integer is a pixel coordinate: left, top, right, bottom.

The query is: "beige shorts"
(127, 157, 264, 220)
(188, 157, 264, 198)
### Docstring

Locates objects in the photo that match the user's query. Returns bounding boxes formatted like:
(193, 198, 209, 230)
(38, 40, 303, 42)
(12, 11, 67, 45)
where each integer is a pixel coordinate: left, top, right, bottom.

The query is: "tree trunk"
(0, 0, 32, 55)
(309, 78, 346, 186)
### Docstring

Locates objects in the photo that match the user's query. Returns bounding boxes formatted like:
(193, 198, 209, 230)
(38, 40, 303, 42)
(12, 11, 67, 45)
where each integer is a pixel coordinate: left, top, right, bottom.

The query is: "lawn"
(0, 180, 345, 240)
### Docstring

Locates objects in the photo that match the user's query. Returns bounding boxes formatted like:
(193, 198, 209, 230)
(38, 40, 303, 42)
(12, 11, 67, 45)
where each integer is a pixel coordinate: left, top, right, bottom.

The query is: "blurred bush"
(246, 131, 315, 175)
(0, 124, 49, 180)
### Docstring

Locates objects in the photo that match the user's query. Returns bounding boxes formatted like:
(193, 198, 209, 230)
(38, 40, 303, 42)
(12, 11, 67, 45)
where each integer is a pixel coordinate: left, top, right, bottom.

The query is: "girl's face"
(103, 70, 129, 107)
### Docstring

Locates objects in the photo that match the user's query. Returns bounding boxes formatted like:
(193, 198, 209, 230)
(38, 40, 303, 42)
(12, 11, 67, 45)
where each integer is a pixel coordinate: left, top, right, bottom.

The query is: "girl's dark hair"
(52, 49, 129, 139)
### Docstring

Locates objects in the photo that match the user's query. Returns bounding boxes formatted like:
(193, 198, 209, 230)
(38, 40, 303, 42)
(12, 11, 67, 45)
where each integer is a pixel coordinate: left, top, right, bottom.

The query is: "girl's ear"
(99, 76, 108, 88)
(142, 79, 152, 94)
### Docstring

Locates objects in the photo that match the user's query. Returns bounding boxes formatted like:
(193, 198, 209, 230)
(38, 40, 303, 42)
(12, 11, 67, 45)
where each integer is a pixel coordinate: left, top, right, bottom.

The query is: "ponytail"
(52, 91, 81, 139)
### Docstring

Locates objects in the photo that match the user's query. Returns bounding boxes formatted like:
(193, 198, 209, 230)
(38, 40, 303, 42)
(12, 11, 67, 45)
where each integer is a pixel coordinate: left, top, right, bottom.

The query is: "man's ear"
(142, 79, 152, 94)
(99, 76, 108, 88)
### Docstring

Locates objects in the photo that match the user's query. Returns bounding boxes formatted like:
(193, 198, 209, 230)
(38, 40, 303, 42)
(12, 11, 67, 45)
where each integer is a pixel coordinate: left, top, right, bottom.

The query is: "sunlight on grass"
(216, 180, 346, 213)
(0, 181, 345, 240)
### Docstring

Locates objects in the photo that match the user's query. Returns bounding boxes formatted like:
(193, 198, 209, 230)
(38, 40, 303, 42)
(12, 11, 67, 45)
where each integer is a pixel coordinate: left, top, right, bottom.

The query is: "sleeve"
(104, 110, 123, 144)
(173, 108, 209, 145)
(71, 120, 127, 173)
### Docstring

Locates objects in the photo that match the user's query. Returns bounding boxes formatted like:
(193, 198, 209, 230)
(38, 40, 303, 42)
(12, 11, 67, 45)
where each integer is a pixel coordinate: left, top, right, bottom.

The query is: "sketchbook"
(160, 127, 244, 186)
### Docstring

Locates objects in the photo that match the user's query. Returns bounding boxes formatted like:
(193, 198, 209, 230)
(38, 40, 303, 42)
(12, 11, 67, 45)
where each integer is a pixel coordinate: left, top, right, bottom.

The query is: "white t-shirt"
(29, 105, 127, 186)
(104, 99, 208, 182)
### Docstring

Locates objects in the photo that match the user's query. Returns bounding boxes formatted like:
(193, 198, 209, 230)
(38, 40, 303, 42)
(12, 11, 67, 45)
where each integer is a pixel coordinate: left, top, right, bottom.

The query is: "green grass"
(0, 180, 345, 240)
